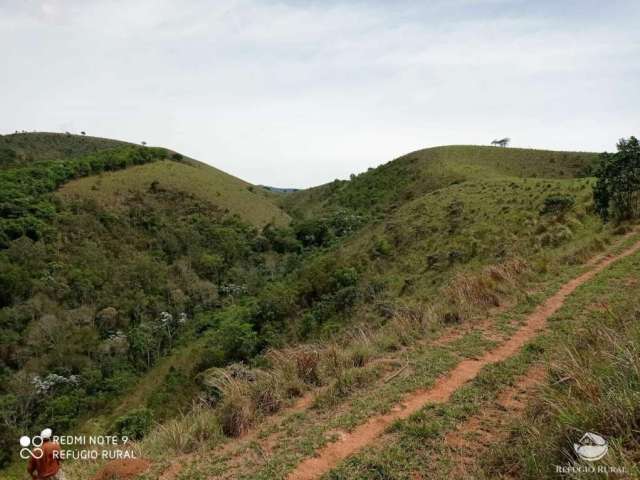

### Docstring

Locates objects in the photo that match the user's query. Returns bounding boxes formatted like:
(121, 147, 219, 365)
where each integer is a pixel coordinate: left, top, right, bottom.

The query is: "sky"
(1, 0, 639, 187)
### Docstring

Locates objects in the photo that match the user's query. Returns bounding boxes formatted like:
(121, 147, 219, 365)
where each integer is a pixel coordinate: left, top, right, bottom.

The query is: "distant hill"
(0, 131, 129, 163)
(58, 158, 290, 228)
(0, 132, 289, 228)
(281, 145, 598, 218)
(261, 185, 300, 194)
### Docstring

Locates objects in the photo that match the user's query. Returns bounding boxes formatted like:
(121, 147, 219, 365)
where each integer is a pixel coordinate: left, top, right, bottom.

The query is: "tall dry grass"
(483, 307, 640, 478)
(443, 257, 528, 319)
(141, 256, 531, 457)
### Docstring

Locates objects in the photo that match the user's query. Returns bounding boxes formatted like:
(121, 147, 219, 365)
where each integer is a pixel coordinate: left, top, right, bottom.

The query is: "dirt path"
(154, 308, 503, 479)
(287, 237, 640, 480)
(443, 364, 546, 478)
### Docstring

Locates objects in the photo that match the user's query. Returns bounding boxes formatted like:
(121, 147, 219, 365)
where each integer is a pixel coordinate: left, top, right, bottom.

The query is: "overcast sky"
(2, 1, 639, 187)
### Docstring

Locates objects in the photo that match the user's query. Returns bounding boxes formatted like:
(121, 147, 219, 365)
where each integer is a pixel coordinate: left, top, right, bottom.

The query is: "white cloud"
(1, 0, 639, 187)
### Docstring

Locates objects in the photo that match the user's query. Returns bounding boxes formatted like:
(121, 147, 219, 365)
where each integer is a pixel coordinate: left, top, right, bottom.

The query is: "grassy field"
(0, 131, 130, 162)
(282, 145, 599, 218)
(322, 232, 640, 480)
(5, 133, 636, 480)
(56, 159, 290, 228)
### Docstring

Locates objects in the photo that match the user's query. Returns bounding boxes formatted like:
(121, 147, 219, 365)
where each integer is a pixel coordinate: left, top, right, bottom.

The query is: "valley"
(1, 132, 638, 480)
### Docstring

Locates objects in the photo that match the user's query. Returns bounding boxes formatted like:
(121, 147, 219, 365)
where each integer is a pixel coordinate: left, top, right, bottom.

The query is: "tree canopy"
(593, 136, 640, 222)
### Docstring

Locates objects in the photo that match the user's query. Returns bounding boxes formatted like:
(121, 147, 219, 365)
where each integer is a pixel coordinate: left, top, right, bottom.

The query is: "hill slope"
(4, 137, 633, 480)
(57, 159, 289, 228)
(282, 145, 598, 218)
(90, 144, 637, 480)
(0, 132, 129, 163)
(0, 133, 294, 473)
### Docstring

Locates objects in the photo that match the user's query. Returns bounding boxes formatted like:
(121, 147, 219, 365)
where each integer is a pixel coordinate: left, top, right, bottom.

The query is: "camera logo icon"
(19, 429, 50, 460)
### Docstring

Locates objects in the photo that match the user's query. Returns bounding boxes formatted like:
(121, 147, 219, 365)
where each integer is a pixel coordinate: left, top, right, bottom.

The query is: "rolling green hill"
(282, 145, 598, 218)
(0, 133, 295, 473)
(0, 132, 129, 163)
(56, 141, 637, 480)
(57, 160, 289, 228)
(68, 143, 610, 455)
(3, 134, 633, 480)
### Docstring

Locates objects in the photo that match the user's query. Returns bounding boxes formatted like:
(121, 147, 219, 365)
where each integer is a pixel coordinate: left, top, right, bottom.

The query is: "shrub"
(372, 237, 392, 257)
(540, 194, 575, 215)
(262, 224, 300, 253)
(0, 147, 17, 166)
(209, 307, 259, 362)
(294, 218, 333, 247)
(143, 405, 222, 456)
(112, 408, 153, 440)
(251, 372, 283, 414)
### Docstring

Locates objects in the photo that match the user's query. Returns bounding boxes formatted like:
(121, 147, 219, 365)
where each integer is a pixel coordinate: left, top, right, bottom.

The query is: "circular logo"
(573, 432, 608, 462)
(18, 434, 44, 460)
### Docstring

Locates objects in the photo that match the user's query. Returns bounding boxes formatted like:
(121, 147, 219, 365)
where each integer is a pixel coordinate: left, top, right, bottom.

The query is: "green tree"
(593, 136, 640, 222)
(198, 253, 225, 286)
(294, 218, 332, 247)
(207, 306, 258, 362)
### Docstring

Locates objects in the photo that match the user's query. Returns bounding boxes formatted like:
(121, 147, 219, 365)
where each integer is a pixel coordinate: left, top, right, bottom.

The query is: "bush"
(0, 147, 17, 166)
(294, 218, 333, 247)
(262, 224, 300, 253)
(212, 372, 254, 437)
(208, 307, 259, 362)
(540, 194, 574, 215)
(372, 237, 392, 257)
(144, 405, 222, 455)
(112, 408, 153, 440)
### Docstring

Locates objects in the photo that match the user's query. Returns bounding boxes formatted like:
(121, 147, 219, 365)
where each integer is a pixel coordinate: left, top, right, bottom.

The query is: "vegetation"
(2, 132, 640, 480)
(482, 244, 640, 478)
(593, 136, 640, 222)
(0, 132, 127, 164)
(57, 158, 290, 229)
(0, 135, 298, 470)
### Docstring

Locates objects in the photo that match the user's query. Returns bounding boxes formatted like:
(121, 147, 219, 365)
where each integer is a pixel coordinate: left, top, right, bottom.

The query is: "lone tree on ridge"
(491, 137, 510, 147)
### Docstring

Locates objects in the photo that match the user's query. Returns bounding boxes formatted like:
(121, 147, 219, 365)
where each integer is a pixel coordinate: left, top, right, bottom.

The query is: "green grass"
(282, 145, 598, 219)
(277, 145, 604, 337)
(322, 236, 640, 480)
(124, 230, 637, 480)
(57, 159, 290, 228)
(481, 246, 640, 479)
(0, 131, 130, 162)
(1, 134, 627, 480)
(316, 175, 604, 329)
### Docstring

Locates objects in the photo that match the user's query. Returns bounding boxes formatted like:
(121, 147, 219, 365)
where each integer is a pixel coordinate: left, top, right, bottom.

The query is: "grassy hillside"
(275, 144, 603, 329)
(3, 136, 632, 480)
(1, 132, 288, 228)
(282, 145, 598, 218)
(57, 160, 290, 228)
(0, 132, 129, 163)
(70, 145, 613, 462)
(0, 133, 296, 473)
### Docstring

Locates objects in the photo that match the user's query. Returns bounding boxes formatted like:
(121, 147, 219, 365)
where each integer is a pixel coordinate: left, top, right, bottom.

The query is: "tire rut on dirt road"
(286, 237, 640, 480)
(443, 364, 546, 478)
